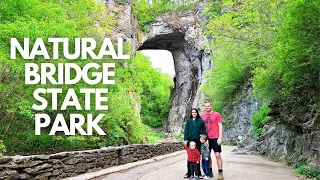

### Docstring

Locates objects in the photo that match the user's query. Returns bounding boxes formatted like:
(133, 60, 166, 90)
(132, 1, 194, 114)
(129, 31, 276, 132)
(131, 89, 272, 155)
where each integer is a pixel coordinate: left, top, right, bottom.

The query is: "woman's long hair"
(190, 108, 201, 119)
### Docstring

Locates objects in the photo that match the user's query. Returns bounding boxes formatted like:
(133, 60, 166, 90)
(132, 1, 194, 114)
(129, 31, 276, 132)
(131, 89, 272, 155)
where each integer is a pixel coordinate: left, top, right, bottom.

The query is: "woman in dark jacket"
(183, 108, 207, 178)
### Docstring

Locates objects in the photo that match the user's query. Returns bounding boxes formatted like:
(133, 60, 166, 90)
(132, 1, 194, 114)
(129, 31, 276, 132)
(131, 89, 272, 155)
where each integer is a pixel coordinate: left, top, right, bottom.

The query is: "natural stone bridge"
(137, 7, 212, 134)
(107, 0, 212, 133)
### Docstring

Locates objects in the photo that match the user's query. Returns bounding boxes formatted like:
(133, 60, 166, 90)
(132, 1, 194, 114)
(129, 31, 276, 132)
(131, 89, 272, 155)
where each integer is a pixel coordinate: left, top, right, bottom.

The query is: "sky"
(140, 50, 175, 78)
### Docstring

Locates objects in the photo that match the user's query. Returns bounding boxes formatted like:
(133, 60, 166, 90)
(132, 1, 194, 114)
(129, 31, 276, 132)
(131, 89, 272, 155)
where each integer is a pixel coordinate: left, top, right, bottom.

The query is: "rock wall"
(235, 113, 320, 169)
(0, 142, 182, 180)
(236, 123, 320, 169)
(222, 82, 261, 146)
(227, 83, 320, 169)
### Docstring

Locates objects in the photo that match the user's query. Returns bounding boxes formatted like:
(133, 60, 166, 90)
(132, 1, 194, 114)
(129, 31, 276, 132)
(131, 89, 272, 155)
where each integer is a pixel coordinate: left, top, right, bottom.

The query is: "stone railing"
(0, 141, 182, 179)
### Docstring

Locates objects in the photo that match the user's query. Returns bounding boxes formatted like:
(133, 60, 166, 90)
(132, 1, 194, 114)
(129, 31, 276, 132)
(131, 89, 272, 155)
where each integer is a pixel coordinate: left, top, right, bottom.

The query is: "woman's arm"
(200, 119, 207, 136)
(184, 119, 189, 142)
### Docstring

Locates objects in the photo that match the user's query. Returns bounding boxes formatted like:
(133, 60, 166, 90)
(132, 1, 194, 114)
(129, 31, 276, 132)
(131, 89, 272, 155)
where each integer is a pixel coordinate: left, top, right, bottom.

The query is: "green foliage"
(132, 53, 173, 127)
(201, 56, 249, 112)
(252, 105, 270, 136)
(175, 133, 183, 141)
(114, 0, 126, 5)
(0, 0, 172, 153)
(0, 0, 118, 152)
(203, 0, 320, 127)
(201, 0, 279, 112)
(133, 0, 196, 27)
(293, 162, 320, 179)
(253, 0, 320, 103)
(145, 129, 165, 144)
(0, 140, 6, 157)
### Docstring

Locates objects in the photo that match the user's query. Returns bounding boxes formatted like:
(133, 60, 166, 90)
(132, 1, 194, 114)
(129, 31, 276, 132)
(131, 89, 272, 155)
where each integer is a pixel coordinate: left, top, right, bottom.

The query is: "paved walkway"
(92, 146, 299, 180)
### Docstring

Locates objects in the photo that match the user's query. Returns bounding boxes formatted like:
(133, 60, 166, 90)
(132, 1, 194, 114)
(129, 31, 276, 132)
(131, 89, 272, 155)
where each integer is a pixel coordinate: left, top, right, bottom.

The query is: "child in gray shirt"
(200, 134, 210, 179)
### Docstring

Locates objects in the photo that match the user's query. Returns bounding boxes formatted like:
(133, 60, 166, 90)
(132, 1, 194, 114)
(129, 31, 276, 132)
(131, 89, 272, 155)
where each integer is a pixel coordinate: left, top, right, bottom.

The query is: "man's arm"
(217, 122, 223, 145)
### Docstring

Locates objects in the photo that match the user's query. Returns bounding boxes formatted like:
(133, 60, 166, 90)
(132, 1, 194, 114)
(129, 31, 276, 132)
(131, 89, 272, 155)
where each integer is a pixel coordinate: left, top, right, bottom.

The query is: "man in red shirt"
(201, 101, 224, 180)
(183, 141, 201, 180)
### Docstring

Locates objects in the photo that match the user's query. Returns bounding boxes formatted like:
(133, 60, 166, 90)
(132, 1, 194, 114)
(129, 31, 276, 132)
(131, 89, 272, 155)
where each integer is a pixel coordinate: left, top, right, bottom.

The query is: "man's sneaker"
(209, 171, 213, 177)
(218, 172, 224, 180)
(203, 175, 210, 179)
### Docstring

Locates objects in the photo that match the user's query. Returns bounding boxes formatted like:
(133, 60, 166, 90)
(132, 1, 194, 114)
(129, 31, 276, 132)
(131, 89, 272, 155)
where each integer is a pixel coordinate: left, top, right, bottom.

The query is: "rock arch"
(136, 5, 211, 133)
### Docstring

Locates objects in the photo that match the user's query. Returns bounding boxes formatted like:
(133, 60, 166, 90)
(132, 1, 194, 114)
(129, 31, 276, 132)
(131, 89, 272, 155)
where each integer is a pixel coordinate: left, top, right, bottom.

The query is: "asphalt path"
(94, 146, 299, 180)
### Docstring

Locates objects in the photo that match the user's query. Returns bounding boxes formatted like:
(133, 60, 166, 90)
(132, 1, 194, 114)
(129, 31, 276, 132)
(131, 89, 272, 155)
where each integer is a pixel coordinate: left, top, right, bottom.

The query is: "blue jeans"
(202, 157, 210, 176)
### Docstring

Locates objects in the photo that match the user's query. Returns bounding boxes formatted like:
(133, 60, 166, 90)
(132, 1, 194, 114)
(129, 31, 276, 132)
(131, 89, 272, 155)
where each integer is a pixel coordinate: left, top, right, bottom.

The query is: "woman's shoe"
(184, 174, 189, 178)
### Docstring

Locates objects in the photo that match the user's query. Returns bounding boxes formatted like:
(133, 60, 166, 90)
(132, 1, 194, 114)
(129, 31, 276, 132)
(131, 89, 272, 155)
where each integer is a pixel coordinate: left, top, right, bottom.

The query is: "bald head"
(189, 141, 196, 150)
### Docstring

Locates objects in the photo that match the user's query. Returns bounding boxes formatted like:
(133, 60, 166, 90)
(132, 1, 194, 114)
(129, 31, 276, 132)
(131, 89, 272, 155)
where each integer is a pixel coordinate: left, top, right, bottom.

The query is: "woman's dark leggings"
(187, 139, 201, 176)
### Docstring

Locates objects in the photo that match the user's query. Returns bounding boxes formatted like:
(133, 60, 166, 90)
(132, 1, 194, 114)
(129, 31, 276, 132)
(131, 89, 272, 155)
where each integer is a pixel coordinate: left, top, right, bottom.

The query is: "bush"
(201, 57, 249, 112)
(0, 140, 6, 157)
(134, 0, 196, 27)
(293, 162, 320, 179)
(252, 105, 270, 136)
(145, 129, 165, 144)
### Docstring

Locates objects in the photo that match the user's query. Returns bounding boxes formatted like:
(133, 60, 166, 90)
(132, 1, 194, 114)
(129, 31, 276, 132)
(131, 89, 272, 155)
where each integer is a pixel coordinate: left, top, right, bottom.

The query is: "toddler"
(184, 141, 200, 180)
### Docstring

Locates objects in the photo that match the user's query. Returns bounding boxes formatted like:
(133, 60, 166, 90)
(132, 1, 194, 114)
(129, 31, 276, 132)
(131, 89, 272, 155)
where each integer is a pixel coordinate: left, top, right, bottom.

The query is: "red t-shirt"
(201, 111, 222, 139)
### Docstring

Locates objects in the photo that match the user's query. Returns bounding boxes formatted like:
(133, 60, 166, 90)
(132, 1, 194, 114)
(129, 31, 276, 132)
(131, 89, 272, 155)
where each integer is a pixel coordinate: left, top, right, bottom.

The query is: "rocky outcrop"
(235, 111, 320, 169)
(221, 82, 261, 146)
(100, 0, 212, 134)
(0, 142, 182, 179)
(235, 122, 320, 168)
(101, 0, 134, 46)
(137, 2, 212, 133)
(229, 83, 320, 168)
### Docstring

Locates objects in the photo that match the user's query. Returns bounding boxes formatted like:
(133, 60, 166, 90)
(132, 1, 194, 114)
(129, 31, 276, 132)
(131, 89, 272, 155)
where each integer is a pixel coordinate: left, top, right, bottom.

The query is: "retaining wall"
(0, 142, 182, 180)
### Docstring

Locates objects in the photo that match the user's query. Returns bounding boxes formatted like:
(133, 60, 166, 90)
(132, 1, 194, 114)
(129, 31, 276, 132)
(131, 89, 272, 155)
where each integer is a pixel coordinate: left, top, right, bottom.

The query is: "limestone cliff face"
(227, 82, 320, 168)
(100, 0, 135, 48)
(137, 4, 211, 133)
(103, 0, 212, 134)
(237, 107, 320, 169)
(222, 82, 261, 146)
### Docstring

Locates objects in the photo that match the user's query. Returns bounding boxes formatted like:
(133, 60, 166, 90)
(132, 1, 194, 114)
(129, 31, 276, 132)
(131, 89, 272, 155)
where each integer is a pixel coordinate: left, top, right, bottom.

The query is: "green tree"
(202, 0, 281, 111)
(0, 0, 173, 152)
